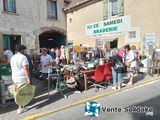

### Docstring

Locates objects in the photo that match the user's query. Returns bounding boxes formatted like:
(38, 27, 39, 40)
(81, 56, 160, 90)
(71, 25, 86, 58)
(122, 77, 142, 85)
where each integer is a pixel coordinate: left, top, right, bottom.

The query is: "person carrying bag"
(114, 57, 126, 73)
(110, 49, 123, 90)
(124, 44, 137, 86)
(10, 44, 33, 114)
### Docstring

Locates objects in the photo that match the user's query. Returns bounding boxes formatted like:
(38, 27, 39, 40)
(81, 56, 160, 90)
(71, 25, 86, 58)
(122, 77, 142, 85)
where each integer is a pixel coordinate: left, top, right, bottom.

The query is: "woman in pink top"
(118, 46, 125, 62)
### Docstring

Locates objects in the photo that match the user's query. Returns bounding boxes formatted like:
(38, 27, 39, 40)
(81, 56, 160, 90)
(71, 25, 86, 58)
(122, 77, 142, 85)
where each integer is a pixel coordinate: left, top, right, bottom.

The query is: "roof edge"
(63, 0, 102, 13)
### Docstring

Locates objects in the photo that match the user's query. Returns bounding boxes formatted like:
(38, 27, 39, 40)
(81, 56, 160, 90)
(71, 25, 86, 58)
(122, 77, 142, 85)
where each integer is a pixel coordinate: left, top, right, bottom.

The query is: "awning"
(102, 38, 117, 42)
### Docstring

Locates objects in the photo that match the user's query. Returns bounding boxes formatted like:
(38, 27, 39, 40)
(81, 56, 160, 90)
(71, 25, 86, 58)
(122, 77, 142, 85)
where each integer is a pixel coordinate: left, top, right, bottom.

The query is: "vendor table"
(80, 69, 95, 91)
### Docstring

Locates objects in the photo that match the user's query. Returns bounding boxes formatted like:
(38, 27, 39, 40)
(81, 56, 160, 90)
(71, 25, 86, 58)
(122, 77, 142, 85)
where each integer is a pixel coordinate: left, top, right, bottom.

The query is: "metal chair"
(47, 66, 81, 99)
(47, 66, 67, 99)
(62, 65, 82, 97)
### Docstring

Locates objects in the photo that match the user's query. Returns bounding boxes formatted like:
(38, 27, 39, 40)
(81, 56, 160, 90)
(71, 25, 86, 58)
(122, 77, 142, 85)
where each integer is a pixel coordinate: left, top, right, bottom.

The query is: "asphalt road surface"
(36, 80, 160, 120)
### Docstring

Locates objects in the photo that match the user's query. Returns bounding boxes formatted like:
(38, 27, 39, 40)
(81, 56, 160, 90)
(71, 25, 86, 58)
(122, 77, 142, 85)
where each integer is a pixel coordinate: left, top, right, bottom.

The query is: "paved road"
(37, 80, 160, 120)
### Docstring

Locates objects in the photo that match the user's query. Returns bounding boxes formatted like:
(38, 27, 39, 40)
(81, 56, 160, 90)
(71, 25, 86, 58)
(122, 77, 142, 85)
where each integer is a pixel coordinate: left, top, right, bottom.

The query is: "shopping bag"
(14, 84, 36, 106)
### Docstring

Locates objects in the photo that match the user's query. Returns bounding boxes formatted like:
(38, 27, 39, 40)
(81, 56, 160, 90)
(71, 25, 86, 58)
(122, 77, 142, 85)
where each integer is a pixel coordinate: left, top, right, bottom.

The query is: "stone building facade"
(0, 0, 71, 58)
(64, 0, 160, 51)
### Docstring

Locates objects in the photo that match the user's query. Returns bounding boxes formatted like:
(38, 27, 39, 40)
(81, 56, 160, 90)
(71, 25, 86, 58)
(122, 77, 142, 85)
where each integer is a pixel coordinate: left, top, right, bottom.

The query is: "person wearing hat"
(39, 48, 54, 90)
(10, 44, 30, 114)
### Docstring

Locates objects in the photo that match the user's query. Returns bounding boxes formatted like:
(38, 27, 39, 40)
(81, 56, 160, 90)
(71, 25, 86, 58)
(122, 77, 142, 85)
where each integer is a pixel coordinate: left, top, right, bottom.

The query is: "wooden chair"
(149, 59, 160, 76)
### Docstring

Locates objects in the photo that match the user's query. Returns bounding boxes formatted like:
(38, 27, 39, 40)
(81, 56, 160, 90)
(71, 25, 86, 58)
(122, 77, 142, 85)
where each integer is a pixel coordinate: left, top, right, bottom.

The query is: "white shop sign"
(142, 33, 156, 49)
(85, 15, 131, 36)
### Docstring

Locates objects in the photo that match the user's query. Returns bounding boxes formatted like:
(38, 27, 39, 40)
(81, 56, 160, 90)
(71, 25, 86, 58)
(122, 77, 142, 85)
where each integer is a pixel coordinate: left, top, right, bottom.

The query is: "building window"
(109, 0, 118, 16)
(129, 31, 136, 38)
(47, 0, 57, 20)
(3, 35, 21, 54)
(103, 0, 124, 20)
(3, 0, 16, 13)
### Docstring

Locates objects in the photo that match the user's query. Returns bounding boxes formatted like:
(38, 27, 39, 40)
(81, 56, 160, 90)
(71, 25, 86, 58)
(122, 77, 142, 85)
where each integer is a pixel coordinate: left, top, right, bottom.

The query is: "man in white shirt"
(3, 48, 13, 62)
(39, 48, 53, 91)
(10, 45, 30, 114)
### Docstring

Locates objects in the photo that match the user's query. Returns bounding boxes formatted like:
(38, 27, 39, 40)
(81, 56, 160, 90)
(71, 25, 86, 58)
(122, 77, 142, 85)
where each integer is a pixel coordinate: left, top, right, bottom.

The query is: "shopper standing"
(10, 44, 30, 114)
(110, 49, 123, 90)
(124, 44, 137, 85)
(39, 48, 53, 91)
(3, 48, 13, 62)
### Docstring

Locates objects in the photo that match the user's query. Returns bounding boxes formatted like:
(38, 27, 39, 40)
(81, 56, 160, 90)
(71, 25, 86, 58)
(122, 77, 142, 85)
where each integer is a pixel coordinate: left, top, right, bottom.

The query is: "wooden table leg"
(84, 73, 87, 91)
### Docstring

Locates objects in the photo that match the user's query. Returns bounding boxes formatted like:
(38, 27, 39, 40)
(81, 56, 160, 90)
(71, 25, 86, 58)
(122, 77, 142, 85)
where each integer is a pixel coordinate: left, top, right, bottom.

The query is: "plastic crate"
(0, 63, 10, 68)
(0, 68, 12, 76)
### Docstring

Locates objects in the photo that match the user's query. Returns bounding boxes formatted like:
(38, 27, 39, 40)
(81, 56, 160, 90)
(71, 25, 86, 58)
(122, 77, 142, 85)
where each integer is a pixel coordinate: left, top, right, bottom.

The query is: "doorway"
(39, 31, 66, 49)
(3, 35, 21, 54)
(110, 38, 118, 48)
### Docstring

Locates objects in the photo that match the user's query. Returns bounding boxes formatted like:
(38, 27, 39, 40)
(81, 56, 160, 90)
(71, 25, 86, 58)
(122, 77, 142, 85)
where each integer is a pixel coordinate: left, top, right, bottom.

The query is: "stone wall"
(0, 0, 67, 57)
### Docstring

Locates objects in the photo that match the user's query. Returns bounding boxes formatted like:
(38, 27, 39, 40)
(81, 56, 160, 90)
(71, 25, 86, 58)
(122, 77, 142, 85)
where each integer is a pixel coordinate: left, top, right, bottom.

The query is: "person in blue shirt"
(50, 48, 56, 59)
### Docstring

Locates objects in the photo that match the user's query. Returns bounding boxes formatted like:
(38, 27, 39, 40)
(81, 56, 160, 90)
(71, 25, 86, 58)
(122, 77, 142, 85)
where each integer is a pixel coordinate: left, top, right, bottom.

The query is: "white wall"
(66, 0, 160, 50)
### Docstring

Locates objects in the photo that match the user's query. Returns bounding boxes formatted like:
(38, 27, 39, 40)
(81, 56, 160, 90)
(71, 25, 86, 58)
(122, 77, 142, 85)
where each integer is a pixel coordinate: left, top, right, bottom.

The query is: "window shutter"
(47, 1, 50, 18)
(50, 1, 56, 19)
(118, 0, 124, 16)
(5, 0, 9, 11)
(12, 0, 16, 12)
(3, 0, 6, 11)
(10, 0, 14, 12)
(3, 35, 11, 50)
(103, 0, 108, 20)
